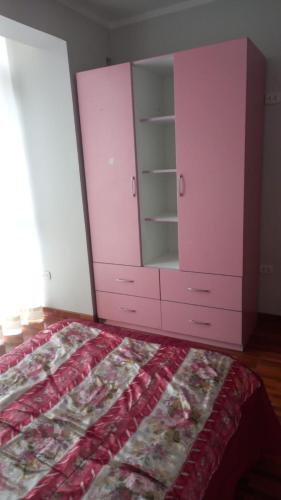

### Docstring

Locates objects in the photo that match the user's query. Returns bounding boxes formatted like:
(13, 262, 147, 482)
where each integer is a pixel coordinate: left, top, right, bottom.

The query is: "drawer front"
(94, 263, 160, 299)
(96, 291, 161, 329)
(160, 269, 242, 310)
(162, 301, 242, 344)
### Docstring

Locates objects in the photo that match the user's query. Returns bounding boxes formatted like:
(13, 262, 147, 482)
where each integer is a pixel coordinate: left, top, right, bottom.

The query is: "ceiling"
(57, 0, 215, 29)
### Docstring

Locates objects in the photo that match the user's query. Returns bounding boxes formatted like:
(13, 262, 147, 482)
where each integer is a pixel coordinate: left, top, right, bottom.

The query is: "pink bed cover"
(0, 321, 279, 499)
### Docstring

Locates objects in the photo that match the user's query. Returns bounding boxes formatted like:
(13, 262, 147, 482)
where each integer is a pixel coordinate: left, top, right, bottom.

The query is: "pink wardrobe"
(77, 38, 265, 351)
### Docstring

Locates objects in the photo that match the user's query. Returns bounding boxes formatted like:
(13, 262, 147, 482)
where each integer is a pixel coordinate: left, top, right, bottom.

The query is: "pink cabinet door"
(77, 64, 141, 266)
(174, 39, 247, 276)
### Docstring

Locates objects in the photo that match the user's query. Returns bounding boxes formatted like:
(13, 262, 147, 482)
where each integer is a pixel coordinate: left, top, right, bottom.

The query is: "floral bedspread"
(0, 321, 260, 499)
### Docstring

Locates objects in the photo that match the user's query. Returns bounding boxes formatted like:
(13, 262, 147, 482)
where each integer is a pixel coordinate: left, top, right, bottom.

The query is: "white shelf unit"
(142, 169, 176, 174)
(144, 212, 178, 223)
(140, 115, 175, 124)
(133, 55, 178, 268)
(145, 251, 179, 269)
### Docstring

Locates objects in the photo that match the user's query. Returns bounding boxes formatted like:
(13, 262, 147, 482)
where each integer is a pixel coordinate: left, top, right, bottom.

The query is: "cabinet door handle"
(178, 174, 184, 197)
(120, 307, 136, 313)
(187, 287, 210, 293)
(131, 176, 136, 197)
(115, 278, 135, 283)
(188, 319, 211, 326)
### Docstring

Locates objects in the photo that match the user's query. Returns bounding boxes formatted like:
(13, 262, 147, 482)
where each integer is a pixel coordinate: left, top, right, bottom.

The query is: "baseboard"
(43, 307, 96, 322)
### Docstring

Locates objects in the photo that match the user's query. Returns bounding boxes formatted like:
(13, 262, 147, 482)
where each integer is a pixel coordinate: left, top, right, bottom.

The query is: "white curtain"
(0, 37, 44, 336)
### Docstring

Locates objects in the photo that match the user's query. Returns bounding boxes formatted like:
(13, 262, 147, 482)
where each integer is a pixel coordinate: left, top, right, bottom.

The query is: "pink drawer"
(162, 301, 242, 344)
(94, 263, 160, 299)
(96, 291, 161, 329)
(160, 269, 242, 310)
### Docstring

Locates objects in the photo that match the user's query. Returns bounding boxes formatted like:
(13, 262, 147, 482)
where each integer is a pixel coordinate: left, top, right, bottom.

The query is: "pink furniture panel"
(174, 39, 247, 276)
(162, 300, 242, 345)
(77, 63, 141, 266)
(96, 291, 161, 329)
(160, 269, 242, 310)
(94, 263, 160, 299)
(242, 41, 266, 345)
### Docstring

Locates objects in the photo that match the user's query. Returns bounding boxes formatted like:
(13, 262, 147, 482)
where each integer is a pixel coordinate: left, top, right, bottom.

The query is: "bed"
(0, 320, 280, 499)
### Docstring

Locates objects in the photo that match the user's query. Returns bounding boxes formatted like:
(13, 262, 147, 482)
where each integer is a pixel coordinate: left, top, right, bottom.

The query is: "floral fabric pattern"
(0, 321, 261, 500)
(0, 322, 100, 411)
(85, 349, 234, 498)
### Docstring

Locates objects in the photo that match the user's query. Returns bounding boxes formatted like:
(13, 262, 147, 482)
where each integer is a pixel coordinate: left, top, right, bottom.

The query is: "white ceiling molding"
(109, 0, 216, 29)
(57, 0, 216, 30)
(57, 0, 109, 28)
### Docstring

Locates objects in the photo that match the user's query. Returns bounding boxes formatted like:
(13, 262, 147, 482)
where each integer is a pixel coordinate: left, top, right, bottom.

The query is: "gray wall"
(110, 0, 281, 316)
(1, 0, 280, 316)
(0, 0, 109, 73)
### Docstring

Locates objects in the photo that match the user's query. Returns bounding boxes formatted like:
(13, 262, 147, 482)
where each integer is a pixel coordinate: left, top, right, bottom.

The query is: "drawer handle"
(131, 176, 136, 197)
(115, 278, 135, 283)
(188, 319, 211, 326)
(120, 307, 136, 313)
(187, 287, 210, 293)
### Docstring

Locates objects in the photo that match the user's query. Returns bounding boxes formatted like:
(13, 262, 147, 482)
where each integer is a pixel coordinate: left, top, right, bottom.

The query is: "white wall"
(0, 0, 110, 315)
(110, 0, 281, 316)
(0, 1, 111, 315)
(5, 37, 92, 314)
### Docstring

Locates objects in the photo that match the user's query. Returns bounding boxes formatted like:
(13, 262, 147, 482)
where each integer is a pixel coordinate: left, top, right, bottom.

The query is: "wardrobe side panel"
(175, 39, 247, 276)
(242, 41, 266, 344)
(77, 64, 141, 266)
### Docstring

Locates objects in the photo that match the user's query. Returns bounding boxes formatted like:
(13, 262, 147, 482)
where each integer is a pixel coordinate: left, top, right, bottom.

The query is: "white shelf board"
(145, 252, 179, 269)
(142, 169, 176, 174)
(144, 212, 178, 223)
(140, 115, 175, 124)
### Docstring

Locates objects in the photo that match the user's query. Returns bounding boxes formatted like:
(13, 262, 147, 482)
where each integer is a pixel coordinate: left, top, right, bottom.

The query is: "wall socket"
(260, 264, 273, 274)
(42, 271, 52, 280)
(265, 92, 281, 105)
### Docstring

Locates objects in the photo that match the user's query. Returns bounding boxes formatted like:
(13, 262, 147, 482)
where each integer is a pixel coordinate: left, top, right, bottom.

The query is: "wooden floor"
(231, 314, 281, 422)
(1, 309, 281, 499)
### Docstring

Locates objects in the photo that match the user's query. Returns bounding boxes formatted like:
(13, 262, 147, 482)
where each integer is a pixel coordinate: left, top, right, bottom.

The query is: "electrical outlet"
(265, 92, 281, 105)
(42, 271, 52, 280)
(260, 264, 273, 274)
